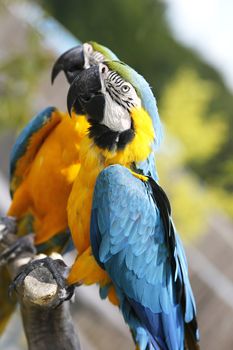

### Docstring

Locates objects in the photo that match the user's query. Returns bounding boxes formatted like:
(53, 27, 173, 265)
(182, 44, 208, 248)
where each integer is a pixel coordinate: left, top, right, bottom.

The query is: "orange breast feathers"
(67, 137, 103, 254)
(67, 137, 111, 287)
(8, 113, 89, 244)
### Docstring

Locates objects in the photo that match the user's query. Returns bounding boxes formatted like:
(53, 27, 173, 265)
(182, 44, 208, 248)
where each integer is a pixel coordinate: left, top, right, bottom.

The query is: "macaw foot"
(0, 216, 17, 241)
(0, 233, 36, 267)
(9, 254, 74, 304)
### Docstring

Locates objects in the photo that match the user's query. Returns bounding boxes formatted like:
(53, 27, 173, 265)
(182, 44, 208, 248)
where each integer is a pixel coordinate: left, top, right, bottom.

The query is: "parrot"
(8, 41, 119, 245)
(63, 61, 200, 349)
(0, 41, 119, 335)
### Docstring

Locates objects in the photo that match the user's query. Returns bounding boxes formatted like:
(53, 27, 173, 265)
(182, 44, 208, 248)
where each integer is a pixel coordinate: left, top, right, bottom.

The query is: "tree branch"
(0, 217, 81, 350)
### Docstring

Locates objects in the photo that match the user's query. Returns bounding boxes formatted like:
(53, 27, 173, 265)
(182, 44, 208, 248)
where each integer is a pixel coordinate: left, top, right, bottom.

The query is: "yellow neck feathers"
(94, 107, 155, 166)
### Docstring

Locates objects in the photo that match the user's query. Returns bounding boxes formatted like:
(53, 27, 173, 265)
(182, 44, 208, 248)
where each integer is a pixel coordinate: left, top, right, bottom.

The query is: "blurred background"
(0, 0, 233, 349)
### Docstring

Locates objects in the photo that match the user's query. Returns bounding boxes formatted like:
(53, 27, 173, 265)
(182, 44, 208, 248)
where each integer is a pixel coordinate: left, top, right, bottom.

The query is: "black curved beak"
(51, 45, 85, 84)
(67, 65, 105, 121)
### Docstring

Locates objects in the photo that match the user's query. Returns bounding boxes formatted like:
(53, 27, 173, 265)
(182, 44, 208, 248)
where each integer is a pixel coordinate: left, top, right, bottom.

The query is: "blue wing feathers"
(90, 164, 199, 349)
(90, 208, 105, 269)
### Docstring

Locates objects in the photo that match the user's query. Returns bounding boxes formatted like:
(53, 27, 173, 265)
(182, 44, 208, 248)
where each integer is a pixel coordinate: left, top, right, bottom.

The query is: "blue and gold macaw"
(0, 41, 119, 335)
(65, 61, 200, 349)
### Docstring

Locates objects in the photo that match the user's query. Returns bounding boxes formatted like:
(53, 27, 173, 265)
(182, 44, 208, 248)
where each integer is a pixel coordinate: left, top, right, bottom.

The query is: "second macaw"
(0, 41, 119, 335)
(65, 61, 200, 349)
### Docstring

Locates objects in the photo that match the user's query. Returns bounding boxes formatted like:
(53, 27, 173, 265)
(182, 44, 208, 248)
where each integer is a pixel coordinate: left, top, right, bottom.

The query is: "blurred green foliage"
(161, 69, 227, 164)
(158, 69, 227, 238)
(0, 28, 52, 131)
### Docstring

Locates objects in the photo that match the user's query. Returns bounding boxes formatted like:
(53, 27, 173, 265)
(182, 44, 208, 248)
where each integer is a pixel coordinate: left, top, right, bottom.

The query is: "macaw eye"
(121, 84, 130, 93)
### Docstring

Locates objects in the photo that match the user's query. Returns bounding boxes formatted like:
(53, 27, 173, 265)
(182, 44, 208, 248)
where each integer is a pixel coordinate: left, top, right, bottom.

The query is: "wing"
(9, 106, 61, 196)
(90, 165, 199, 350)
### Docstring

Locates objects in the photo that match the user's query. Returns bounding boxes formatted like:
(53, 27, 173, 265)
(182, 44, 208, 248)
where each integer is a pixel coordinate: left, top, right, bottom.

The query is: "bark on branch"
(0, 217, 81, 350)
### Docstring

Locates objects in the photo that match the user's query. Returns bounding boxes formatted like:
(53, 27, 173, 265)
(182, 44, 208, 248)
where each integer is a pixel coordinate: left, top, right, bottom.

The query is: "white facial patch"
(99, 64, 141, 132)
(103, 93, 132, 132)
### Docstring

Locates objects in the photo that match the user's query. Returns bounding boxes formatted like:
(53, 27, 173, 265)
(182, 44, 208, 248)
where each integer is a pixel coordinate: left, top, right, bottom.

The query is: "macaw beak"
(51, 45, 85, 84)
(67, 65, 105, 121)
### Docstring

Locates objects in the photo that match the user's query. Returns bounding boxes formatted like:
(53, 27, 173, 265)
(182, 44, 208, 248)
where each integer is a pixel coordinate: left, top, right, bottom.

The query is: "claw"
(9, 256, 74, 304)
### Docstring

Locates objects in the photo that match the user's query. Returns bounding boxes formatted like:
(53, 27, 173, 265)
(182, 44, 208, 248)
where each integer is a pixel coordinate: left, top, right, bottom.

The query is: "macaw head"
(51, 41, 119, 85)
(67, 61, 163, 175)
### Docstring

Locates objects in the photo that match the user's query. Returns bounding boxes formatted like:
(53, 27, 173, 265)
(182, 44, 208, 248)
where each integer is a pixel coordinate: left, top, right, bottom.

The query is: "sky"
(164, 0, 233, 91)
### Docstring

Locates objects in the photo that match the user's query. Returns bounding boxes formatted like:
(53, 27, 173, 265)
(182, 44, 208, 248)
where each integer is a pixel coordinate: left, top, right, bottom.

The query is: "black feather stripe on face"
(105, 71, 136, 112)
(106, 86, 130, 112)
